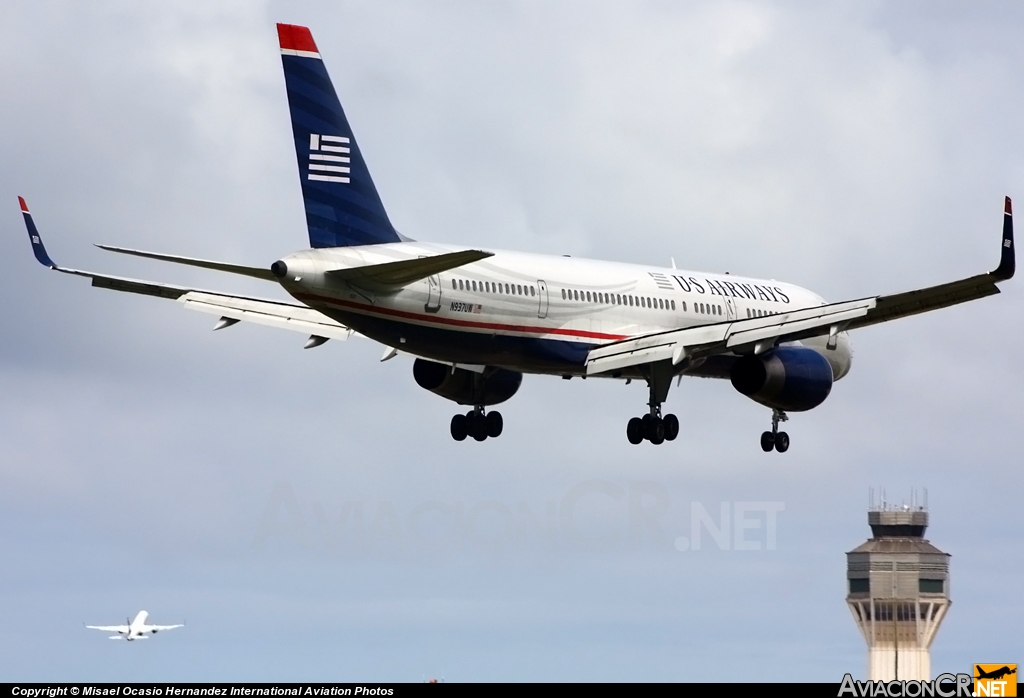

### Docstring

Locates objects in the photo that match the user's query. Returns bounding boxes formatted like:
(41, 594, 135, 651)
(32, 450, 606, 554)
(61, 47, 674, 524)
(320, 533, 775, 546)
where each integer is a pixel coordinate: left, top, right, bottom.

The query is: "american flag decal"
(308, 134, 351, 183)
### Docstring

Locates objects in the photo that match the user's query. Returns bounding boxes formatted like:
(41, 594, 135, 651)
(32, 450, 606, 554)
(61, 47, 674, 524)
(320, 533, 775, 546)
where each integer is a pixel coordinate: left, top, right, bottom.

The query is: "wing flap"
(585, 299, 875, 375)
(179, 291, 352, 340)
(328, 249, 493, 290)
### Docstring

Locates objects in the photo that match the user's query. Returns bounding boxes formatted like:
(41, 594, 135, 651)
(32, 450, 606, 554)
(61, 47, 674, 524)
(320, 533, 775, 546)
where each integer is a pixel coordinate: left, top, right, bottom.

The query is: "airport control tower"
(846, 491, 950, 681)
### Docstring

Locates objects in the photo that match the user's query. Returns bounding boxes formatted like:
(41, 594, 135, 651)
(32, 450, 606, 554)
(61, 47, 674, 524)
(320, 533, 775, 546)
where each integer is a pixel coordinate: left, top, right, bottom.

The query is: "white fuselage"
(276, 242, 853, 381)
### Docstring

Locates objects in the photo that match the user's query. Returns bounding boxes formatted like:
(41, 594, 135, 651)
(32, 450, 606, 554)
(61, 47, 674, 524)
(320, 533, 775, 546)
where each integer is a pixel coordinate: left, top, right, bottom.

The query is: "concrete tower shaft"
(846, 504, 950, 681)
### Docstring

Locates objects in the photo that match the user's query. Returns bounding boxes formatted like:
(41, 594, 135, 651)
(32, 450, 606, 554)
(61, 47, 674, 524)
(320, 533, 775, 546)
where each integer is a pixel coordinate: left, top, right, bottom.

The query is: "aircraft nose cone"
(270, 260, 288, 278)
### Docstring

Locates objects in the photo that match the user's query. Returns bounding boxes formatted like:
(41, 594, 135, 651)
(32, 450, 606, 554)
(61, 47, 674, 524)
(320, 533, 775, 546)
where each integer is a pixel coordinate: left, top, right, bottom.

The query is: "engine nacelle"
(730, 346, 834, 412)
(413, 359, 522, 406)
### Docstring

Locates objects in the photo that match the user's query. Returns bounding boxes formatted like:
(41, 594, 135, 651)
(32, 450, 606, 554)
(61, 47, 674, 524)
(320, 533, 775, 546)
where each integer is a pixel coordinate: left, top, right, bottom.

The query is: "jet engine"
(413, 359, 522, 406)
(730, 346, 834, 412)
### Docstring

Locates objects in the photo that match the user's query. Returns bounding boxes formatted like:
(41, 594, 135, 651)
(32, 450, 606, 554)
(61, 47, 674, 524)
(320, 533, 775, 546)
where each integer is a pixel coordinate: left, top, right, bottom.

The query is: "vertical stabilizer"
(277, 24, 401, 248)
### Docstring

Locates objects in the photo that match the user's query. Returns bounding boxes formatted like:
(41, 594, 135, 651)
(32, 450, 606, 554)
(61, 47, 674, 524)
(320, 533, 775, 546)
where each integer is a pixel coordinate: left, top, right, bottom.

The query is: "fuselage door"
(425, 273, 442, 313)
(537, 279, 549, 319)
(725, 297, 737, 320)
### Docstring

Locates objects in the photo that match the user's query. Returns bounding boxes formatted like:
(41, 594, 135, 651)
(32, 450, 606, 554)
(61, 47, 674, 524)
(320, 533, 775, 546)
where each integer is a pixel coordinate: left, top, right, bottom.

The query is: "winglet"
(994, 195, 1015, 280)
(18, 197, 57, 269)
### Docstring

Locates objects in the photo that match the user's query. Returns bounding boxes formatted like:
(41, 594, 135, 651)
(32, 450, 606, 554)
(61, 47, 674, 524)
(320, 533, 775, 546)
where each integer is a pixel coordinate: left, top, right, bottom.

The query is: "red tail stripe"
(18, 196, 29, 213)
(277, 24, 318, 53)
(1006, 196, 1012, 215)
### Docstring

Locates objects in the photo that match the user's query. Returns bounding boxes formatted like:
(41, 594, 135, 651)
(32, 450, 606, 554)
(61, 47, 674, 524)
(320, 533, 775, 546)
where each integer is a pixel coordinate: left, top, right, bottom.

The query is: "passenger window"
(562, 288, 566, 300)
(530, 286, 535, 297)
(452, 279, 456, 290)
(586, 291, 591, 302)
(629, 296, 634, 306)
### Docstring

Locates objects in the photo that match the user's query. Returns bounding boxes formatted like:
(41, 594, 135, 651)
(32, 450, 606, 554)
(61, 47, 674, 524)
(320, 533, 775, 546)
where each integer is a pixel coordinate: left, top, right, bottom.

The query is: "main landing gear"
(450, 407, 503, 442)
(627, 411, 679, 445)
(626, 361, 679, 445)
(760, 409, 790, 453)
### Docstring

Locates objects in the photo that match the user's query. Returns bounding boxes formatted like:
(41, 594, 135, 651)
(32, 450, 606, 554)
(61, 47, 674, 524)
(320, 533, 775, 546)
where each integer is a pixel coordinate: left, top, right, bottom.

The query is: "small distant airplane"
(86, 610, 183, 641)
(975, 666, 1017, 681)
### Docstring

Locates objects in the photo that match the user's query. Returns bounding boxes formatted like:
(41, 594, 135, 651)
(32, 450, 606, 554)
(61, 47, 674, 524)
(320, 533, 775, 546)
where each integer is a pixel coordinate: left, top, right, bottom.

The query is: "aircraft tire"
(663, 414, 679, 441)
(486, 411, 503, 438)
(450, 414, 468, 441)
(469, 413, 487, 441)
(644, 416, 665, 443)
(626, 417, 644, 444)
(760, 431, 775, 452)
(774, 431, 790, 453)
(649, 418, 665, 445)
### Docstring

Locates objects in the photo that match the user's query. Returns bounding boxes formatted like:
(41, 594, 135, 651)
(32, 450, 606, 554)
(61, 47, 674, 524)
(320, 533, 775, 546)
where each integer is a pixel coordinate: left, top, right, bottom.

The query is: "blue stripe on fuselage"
(321, 306, 593, 373)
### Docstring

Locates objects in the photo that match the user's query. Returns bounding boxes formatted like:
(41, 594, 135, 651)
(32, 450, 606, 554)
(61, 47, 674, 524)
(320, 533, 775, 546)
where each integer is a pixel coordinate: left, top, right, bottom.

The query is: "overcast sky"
(1, 0, 1021, 683)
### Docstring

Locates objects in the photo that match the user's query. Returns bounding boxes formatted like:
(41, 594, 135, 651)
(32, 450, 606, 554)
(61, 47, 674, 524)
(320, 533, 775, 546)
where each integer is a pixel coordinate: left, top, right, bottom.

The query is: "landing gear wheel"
(760, 431, 775, 452)
(626, 417, 644, 445)
(662, 414, 679, 441)
(774, 431, 790, 453)
(469, 412, 487, 441)
(450, 414, 468, 441)
(486, 411, 503, 438)
(647, 417, 665, 445)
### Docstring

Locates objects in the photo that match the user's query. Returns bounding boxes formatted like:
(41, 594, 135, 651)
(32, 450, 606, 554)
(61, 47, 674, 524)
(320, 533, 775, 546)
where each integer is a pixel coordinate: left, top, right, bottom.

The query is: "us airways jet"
(86, 610, 183, 641)
(19, 24, 1015, 451)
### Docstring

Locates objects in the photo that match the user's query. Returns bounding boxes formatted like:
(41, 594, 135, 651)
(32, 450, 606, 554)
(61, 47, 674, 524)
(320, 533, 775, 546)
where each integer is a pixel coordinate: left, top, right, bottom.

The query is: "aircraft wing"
(18, 197, 351, 342)
(86, 625, 129, 633)
(145, 624, 184, 632)
(587, 197, 1015, 375)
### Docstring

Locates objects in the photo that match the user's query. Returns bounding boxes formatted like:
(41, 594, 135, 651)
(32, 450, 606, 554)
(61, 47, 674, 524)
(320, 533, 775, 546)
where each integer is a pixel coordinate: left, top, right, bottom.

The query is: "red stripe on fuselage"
(295, 291, 630, 342)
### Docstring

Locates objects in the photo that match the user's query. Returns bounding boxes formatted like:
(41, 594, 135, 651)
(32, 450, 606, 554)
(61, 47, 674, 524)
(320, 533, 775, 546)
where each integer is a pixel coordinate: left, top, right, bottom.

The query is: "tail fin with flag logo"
(277, 23, 401, 248)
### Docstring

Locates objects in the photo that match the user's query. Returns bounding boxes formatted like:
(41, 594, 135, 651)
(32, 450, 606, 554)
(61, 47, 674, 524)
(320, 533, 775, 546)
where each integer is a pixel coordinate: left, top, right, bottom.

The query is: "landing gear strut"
(760, 409, 790, 453)
(450, 406, 503, 442)
(626, 361, 679, 445)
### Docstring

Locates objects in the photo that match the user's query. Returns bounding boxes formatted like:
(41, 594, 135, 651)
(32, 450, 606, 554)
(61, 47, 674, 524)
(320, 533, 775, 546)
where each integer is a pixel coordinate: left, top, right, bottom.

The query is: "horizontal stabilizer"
(328, 249, 493, 291)
(96, 245, 276, 281)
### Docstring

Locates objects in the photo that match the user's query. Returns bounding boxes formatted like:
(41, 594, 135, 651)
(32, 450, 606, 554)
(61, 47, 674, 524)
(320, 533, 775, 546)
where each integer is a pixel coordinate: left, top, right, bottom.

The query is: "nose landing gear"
(450, 407, 503, 442)
(760, 409, 790, 453)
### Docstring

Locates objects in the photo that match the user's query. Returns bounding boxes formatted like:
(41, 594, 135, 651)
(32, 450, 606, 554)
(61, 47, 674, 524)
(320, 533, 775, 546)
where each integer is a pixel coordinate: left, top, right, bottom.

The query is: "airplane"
(85, 610, 183, 641)
(18, 23, 1015, 452)
(975, 666, 1017, 681)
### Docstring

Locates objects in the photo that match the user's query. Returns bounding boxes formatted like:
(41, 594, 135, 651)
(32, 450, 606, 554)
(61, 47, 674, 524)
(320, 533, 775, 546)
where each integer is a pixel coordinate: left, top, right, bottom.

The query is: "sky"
(1, 0, 1022, 683)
